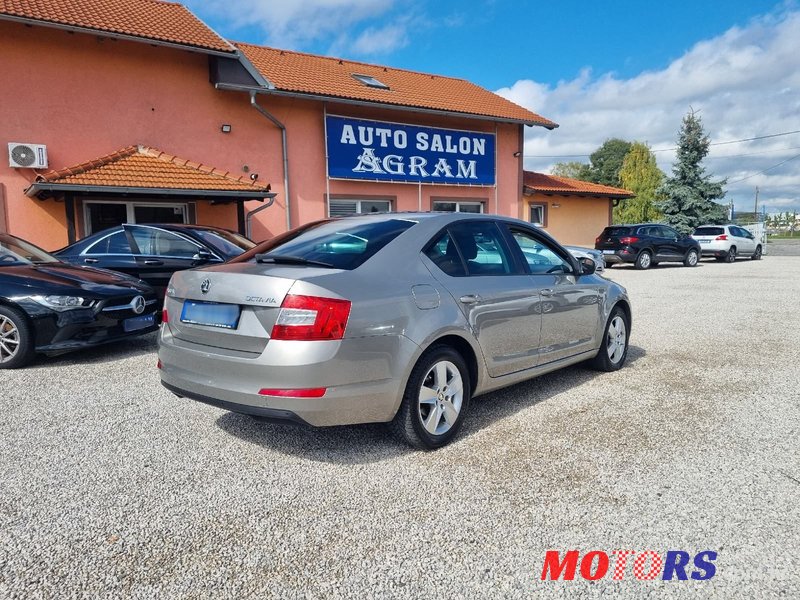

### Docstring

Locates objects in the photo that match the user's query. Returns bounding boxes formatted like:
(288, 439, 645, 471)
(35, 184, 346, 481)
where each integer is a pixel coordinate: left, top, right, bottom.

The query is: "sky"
(185, 0, 800, 214)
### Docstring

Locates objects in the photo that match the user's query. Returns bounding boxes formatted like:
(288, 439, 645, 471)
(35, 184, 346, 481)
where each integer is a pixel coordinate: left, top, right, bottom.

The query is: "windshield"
(191, 228, 256, 256)
(232, 218, 417, 270)
(0, 234, 60, 265)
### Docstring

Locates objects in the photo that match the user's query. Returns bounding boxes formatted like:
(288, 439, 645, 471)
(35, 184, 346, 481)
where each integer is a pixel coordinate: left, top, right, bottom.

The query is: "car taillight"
(157, 358, 162, 370)
(259, 388, 327, 398)
(595, 236, 601, 245)
(619, 236, 639, 245)
(162, 308, 169, 323)
(715, 234, 728, 240)
(270, 294, 351, 341)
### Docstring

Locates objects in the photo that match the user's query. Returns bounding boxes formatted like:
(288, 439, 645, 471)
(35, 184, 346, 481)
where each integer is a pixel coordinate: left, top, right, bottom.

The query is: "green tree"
(551, 161, 591, 180)
(657, 110, 727, 234)
(586, 138, 633, 186)
(613, 142, 665, 224)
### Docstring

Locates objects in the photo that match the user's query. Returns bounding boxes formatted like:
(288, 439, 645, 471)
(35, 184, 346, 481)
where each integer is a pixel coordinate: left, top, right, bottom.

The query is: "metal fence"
(740, 222, 768, 255)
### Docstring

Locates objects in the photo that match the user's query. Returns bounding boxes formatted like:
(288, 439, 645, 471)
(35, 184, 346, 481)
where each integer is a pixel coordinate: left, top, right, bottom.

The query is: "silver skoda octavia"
(159, 213, 632, 449)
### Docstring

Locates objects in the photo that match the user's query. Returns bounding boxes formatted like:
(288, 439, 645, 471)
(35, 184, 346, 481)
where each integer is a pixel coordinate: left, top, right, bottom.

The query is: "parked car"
(595, 223, 700, 269)
(564, 246, 605, 274)
(54, 224, 256, 297)
(691, 224, 763, 262)
(0, 233, 159, 369)
(158, 213, 632, 449)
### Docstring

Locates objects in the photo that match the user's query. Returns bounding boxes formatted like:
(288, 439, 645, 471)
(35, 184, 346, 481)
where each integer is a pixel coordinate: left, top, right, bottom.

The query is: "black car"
(595, 223, 701, 269)
(54, 224, 256, 297)
(0, 233, 159, 369)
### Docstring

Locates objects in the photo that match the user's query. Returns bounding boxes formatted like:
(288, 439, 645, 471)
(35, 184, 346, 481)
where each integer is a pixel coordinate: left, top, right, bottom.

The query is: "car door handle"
(83, 258, 98, 264)
(459, 294, 482, 304)
(143, 259, 163, 265)
(540, 288, 554, 297)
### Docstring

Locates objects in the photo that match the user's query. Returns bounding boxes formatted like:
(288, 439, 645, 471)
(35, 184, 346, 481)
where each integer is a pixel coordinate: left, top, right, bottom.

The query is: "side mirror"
(192, 251, 213, 262)
(578, 256, 596, 275)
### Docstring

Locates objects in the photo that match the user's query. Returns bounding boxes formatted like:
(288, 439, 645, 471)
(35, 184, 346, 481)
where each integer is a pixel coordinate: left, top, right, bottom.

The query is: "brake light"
(259, 388, 327, 398)
(619, 236, 640, 245)
(162, 308, 169, 323)
(270, 294, 351, 341)
(595, 236, 601, 245)
(157, 358, 162, 370)
(715, 234, 728, 240)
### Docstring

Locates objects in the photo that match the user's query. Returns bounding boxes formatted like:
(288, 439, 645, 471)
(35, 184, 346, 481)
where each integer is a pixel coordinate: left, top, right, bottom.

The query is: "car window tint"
(424, 231, 467, 277)
(510, 229, 573, 274)
(659, 226, 676, 239)
(694, 227, 724, 236)
(86, 231, 131, 255)
(130, 227, 199, 258)
(444, 221, 512, 276)
(637, 226, 653, 237)
(245, 218, 416, 270)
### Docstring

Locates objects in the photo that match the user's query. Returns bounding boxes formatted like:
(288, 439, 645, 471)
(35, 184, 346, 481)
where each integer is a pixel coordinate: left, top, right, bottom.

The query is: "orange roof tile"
(523, 171, 634, 198)
(0, 0, 234, 53)
(34, 145, 271, 194)
(237, 43, 557, 128)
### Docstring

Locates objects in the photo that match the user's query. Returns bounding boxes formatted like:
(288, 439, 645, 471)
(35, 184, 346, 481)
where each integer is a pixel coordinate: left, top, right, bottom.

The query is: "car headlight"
(31, 295, 86, 310)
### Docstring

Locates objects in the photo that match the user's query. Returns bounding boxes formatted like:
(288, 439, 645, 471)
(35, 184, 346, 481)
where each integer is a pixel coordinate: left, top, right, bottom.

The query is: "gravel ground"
(1, 256, 799, 599)
(767, 238, 800, 256)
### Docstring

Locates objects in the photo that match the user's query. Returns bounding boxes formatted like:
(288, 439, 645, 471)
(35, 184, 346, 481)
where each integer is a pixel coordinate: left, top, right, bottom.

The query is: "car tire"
(751, 245, 762, 260)
(390, 345, 471, 450)
(725, 246, 737, 263)
(684, 248, 699, 267)
(0, 305, 35, 369)
(589, 306, 630, 372)
(634, 250, 652, 270)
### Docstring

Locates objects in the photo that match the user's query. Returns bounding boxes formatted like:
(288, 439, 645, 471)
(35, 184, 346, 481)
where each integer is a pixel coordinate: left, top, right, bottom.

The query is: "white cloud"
(185, 0, 408, 55)
(496, 9, 800, 213)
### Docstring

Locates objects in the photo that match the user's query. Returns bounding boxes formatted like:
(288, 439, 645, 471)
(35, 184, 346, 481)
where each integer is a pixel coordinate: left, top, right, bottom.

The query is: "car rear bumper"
(698, 242, 731, 257)
(598, 249, 636, 264)
(158, 330, 419, 427)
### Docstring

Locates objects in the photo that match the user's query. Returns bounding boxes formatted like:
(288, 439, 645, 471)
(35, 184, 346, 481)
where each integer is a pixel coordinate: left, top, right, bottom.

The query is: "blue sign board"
(325, 115, 496, 185)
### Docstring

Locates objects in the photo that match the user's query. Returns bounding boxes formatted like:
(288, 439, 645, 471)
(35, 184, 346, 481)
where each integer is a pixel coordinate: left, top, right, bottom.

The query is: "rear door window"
(128, 226, 201, 258)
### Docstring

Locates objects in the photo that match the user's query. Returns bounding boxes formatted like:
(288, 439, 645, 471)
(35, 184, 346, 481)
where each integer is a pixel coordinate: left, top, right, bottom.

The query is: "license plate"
(602, 250, 616, 255)
(699, 240, 710, 244)
(123, 314, 155, 332)
(180, 301, 240, 329)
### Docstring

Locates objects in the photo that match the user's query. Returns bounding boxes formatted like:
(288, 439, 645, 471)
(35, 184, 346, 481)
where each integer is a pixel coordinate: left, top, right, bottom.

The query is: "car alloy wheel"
(635, 251, 652, 270)
(606, 315, 627, 364)
(752, 245, 762, 260)
(417, 360, 464, 436)
(0, 306, 34, 369)
(0, 314, 20, 364)
(726, 247, 737, 263)
(390, 345, 471, 449)
(685, 249, 699, 267)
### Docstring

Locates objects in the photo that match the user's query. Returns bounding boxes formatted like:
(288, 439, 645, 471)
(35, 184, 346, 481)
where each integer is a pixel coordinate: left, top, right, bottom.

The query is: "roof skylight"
(352, 74, 390, 90)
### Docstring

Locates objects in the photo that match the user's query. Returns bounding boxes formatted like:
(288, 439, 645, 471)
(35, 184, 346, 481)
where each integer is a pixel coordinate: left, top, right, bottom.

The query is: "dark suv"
(595, 223, 701, 269)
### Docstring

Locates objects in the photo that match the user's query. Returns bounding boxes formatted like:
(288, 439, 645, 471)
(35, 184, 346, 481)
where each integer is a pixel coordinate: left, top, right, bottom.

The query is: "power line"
(523, 128, 800, 158)
(705, 145, 800, 159)
(727, 152, 800, 185)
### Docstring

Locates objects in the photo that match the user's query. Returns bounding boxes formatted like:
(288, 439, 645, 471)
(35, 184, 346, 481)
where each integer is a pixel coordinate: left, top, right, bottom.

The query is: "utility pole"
(754, 186, 759, 221)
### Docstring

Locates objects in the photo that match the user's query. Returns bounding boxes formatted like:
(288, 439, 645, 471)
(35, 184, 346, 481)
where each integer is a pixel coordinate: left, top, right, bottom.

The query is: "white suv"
(691, 224, 763, 262)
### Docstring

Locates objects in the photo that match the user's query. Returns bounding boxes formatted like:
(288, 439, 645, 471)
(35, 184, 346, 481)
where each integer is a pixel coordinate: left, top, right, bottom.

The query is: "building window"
(82, 200, 189, 234)
(529, 203, 547, 227)
(329, 199, 392, 217)
(352, 74, 390, 90)
(432, 201, 484, 214)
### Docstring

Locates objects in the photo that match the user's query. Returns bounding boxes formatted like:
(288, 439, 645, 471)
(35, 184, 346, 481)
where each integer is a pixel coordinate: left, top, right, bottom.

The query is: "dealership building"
(0, 0, 630, 250)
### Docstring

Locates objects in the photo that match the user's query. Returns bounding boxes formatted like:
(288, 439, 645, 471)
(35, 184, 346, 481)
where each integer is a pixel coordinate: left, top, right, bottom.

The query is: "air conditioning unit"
(8, 143, 48, 169)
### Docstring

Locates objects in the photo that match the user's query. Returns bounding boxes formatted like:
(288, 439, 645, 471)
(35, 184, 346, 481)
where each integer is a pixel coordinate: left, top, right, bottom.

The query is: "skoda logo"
(131, 295, 146, 315)
(200, 279, 210, 294)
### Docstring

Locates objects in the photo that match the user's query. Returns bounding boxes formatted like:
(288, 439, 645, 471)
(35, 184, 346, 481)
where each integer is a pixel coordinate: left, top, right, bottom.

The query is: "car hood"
(0, 263, 153, 296)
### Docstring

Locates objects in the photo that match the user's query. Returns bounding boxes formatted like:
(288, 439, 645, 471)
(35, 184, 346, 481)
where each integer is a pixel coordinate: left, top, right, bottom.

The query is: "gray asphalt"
(1, 256, 799, 598)
(767, 238, 800, 256)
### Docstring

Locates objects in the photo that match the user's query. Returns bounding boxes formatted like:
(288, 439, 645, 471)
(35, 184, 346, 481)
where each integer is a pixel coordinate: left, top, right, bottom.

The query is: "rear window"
(693, 227, 724, 236)
(233, 218, 417, 270)
(602, 227, 631, 237)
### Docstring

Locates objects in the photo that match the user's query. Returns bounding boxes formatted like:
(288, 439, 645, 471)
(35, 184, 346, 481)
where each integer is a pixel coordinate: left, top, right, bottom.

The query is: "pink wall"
(0, 20, 526, 250)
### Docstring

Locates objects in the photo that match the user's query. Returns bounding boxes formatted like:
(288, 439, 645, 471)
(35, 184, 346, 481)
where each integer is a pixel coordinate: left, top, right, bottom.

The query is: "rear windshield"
(232, 218, 417, 270)
(602, 227, 631, 236)
(693, 227, 724, 236)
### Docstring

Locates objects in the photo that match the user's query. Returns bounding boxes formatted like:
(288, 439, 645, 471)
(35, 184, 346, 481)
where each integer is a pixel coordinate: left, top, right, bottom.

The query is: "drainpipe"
(250, 91, 291, 230)
(245, 193, 277, 240)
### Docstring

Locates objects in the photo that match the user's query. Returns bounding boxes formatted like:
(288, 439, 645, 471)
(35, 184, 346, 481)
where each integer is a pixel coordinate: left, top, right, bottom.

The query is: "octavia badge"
(131, 295, 146, 315)
(200, 279, 210, 294)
